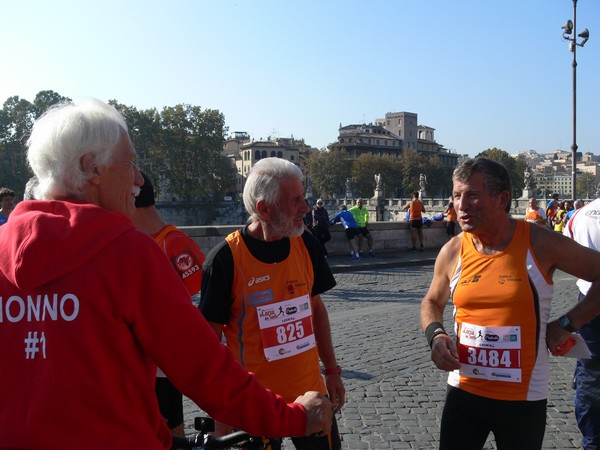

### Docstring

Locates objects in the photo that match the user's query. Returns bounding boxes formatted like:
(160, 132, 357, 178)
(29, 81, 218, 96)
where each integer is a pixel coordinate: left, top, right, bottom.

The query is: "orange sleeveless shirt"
(224, 230, 326, 402)
(152, 224, 204, 296)
(448, 221, 554, 401)
(409, 199, 424, 221)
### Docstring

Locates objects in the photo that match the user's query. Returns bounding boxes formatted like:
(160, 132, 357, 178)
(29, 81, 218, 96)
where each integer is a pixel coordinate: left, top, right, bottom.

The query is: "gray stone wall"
(157, 196, 545, 228)
(165, 196, 548, 254)
(180, 220, 451, 257)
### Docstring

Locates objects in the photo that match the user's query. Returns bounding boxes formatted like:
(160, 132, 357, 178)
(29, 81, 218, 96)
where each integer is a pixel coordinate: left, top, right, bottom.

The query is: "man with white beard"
(200, 157, 345, 450)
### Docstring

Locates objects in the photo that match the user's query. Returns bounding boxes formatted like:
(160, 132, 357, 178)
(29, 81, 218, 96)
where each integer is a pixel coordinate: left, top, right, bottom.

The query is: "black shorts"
(357, 227, 371, 237)
(155, 377, 184, 429)
(440, 386, 546, 450)
(344, 228, 358, 240)
(410, 219, 423, 229)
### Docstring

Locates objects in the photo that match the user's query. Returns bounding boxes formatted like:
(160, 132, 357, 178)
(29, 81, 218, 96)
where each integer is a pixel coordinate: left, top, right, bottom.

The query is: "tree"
(0, 91, 235, 206)
(110, 101, 163, 192)
(399, 148, 427, 195)
(576, 172, 596, 198)
(477, 148, 526, 198)
(304, 148, 352, 198)
(157, 104, 231, 202)
(351, 154, 402, 198)
(513, 156, 528, 193)
(0, 96, 36, 195)
(32, 90, 71, 118)
(424, 154, 453, 198)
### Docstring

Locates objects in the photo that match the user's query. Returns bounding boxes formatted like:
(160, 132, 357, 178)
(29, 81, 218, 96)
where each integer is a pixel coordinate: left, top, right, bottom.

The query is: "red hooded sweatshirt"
(0, 201, 306, 449)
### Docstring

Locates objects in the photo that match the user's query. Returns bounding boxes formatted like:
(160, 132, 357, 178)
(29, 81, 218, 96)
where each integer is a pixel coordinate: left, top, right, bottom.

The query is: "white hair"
(27, 98, 128, 200)
(243, 157, 303, 222)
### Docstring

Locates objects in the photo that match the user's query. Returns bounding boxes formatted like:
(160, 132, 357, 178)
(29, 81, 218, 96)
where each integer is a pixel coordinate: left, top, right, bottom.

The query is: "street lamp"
(561, 0, 590, 200)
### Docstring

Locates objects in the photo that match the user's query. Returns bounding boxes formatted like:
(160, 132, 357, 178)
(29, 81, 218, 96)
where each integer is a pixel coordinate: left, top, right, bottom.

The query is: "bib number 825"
(276, 321, 305, 344)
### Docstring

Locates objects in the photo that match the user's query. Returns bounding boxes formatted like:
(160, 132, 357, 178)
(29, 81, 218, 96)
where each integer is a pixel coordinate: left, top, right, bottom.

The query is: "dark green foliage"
(1, 91, 231, 203)
(304, 146, 454, 200)
(476, 148, 527, 198)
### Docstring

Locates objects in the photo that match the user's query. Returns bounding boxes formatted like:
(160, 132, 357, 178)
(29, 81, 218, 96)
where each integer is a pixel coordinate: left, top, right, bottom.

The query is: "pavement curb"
(327, 249, 440, 274)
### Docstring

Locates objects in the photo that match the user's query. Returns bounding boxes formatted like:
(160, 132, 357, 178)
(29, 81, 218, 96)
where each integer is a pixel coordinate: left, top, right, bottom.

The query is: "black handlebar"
(171, 417, 267, 449)
(172, 431, 254, 449)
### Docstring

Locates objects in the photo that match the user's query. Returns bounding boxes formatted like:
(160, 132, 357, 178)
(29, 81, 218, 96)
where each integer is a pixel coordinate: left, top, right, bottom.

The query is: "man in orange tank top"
(420, 157, 600, 450)
(524, 197, 547, 226)
(402, 191, 426, 251)
(200, 158, 345, 450)
(443, 196, 457, 240)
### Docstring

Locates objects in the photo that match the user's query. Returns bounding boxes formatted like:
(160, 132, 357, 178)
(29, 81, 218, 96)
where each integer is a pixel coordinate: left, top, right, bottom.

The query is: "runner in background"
(133, 171, 206, 440)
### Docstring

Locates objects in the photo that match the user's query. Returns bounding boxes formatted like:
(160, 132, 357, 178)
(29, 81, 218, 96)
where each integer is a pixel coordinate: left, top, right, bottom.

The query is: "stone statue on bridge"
(419, 173, 427, 198)
(345, 178, 353, 199)
(373, 173, 383, 200)
(521, 166, 534, 199)
(305, 175, 313, 200)
(374, 173, 382, 191)
(524, 166, 532, 189)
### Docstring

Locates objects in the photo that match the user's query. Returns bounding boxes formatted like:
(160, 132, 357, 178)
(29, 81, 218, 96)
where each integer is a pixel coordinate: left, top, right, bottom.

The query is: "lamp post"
(561, 0, 590, 201)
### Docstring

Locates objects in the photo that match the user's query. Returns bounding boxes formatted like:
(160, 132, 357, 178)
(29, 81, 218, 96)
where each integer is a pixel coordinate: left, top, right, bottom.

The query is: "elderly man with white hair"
(0, 99, 332, 449)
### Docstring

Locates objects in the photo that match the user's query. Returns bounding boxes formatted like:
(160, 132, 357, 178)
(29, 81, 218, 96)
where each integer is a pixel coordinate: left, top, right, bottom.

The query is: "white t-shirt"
(563, 198, 600, 295)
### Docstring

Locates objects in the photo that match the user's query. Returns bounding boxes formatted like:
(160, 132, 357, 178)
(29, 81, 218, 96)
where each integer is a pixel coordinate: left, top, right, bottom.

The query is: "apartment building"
(329, 111, 459, 169)
(225, 133, 314, 197)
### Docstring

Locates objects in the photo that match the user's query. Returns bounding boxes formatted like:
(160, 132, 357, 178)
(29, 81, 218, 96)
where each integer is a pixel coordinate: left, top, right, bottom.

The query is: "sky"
(1, 0, 599, 157)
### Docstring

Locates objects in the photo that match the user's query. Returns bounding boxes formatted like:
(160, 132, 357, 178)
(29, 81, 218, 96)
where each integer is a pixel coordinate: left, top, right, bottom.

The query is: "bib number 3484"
(465, 347, 513, 367)
(458, 323, 522, 383)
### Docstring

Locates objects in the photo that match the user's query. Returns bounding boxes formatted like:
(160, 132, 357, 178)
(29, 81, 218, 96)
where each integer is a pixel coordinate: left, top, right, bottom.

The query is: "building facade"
(329, 111, 459, 169)
(225, 133, 314, 197)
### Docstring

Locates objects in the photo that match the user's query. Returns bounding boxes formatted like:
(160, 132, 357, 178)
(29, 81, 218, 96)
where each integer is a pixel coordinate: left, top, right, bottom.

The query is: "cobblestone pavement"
(184, 264, 584, 449)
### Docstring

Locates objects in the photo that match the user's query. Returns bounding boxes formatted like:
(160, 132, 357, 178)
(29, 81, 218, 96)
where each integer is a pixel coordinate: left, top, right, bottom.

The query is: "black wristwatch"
(558, 314, 577, 333)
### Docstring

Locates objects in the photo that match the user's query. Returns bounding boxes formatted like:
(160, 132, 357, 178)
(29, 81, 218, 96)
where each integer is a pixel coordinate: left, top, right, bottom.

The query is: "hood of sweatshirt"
(0, 200, 134, 290)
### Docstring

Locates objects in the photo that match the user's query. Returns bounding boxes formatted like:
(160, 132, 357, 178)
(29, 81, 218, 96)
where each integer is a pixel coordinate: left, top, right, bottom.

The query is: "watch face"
(559, 315, 574, 332)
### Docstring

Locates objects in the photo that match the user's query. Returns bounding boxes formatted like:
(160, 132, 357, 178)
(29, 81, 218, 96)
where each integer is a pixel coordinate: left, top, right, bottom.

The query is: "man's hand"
(325, 373, 346, 413)
(546, 320, 575, 355)
(431, 334, 461, 371)
(295, 391, 333, 436)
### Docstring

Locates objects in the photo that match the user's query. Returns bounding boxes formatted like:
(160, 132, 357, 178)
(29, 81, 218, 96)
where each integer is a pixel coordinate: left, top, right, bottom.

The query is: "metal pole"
(571, 0, 578, 201)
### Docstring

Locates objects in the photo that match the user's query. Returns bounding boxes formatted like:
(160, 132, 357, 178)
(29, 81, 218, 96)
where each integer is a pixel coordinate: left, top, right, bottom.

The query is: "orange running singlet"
(525, 207, 544, 224)
(448, 221, 554, 401)
(409, 200, 424, 221)
(447, 204, 457, 224)
(152, 224, 204, 296)
(223, 230, 326, 402)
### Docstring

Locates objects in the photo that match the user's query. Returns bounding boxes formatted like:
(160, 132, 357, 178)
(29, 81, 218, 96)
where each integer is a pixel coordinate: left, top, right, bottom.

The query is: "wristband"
(324, 365, 342, 376)
(425, 322, 448, 348)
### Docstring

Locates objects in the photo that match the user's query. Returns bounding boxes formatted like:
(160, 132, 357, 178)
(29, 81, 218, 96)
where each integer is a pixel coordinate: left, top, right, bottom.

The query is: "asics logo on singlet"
(248, 275, 271, 287)
(459, 275, 481, 286)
